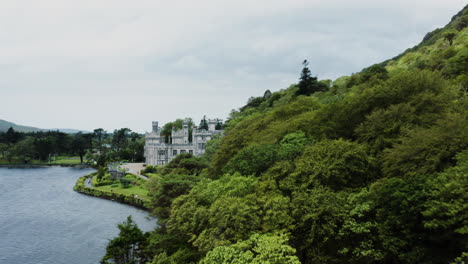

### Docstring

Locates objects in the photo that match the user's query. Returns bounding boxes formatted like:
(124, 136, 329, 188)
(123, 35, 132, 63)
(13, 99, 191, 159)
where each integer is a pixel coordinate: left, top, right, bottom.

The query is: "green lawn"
(91, 173, 150, 201)
(49, 156, 83, 165)
(95, 184, 150, 201)
(144, 173, 160, 178)
(0, 156, 84, 165)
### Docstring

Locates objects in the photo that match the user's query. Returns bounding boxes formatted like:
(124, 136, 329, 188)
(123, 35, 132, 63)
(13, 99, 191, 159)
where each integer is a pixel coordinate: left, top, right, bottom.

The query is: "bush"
(293, 139, 375, 190)
(224, 144, 279, 176)
(200, 233, 300, 264)
(142, 165, 157, 174)
(120, 178, 132, 188)
(383, 113, 468, 177)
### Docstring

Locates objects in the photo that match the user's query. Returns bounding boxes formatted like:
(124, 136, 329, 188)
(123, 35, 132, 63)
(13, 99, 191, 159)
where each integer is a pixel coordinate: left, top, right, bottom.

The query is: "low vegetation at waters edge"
(74, 172, 151, 209)
(0, 156, 83, 165)
(101, 6, 468, 264)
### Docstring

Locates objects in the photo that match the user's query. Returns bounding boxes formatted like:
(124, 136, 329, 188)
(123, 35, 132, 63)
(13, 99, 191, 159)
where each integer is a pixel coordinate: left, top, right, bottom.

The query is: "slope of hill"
(0, 119, 44, 133)
(0, 119, 89, 134)
(383, 5, 468, 78)
(102, 5, 468, 264)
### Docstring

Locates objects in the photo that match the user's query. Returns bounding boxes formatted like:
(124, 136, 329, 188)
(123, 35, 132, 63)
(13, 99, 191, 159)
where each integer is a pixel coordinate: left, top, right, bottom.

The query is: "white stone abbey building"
(144, 118, 223, 166)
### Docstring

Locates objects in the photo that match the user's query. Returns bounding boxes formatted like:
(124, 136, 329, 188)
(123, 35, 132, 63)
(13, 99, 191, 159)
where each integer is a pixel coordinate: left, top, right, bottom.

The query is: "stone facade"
(144, 118, 223, 166)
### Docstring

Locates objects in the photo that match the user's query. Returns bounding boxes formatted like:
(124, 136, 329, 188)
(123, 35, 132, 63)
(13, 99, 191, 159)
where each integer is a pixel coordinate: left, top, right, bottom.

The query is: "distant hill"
(0, 119, 90, 134)
(49, 128, 91, 134)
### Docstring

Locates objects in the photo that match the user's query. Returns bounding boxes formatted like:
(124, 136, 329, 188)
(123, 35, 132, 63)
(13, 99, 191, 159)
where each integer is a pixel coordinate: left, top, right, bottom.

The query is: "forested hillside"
(102, 5, 468, 264)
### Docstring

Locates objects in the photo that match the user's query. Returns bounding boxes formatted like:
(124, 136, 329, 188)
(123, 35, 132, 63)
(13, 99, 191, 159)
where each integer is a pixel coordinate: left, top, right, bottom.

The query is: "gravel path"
(84, 176, 93, 188)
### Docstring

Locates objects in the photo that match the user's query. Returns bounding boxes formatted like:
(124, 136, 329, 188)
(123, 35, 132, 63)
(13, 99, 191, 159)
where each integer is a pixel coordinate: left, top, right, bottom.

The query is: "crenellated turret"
(152, 121, 159, 132)
(208, 119, 216, 131)
(183, 118, 190, 144)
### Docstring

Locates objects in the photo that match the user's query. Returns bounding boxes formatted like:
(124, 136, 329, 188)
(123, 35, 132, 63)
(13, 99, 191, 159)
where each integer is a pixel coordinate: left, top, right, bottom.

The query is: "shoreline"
(0, 164, 92, 168)
(0, 165, 150, 211)
(73, 173, 151, 211)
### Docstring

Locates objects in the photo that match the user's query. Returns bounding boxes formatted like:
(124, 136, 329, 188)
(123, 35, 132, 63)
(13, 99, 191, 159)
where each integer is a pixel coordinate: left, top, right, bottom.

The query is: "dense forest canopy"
(103, 5, 468, 264)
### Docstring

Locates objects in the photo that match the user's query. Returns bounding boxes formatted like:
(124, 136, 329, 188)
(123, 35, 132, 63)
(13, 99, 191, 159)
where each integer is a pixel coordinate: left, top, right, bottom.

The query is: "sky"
(0, 0, 466, 133)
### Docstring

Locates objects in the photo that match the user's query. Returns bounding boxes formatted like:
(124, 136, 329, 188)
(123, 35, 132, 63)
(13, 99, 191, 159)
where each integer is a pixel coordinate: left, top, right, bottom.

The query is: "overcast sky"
(0, 0, 466, 133)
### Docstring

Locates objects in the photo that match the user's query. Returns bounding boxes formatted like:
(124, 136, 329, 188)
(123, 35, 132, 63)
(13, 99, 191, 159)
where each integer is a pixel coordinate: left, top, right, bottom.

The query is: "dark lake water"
(0, 167, 156, 264)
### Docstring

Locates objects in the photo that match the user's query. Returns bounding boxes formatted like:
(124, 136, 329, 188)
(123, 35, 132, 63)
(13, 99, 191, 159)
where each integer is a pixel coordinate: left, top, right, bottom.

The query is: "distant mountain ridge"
(0, 119, 90, 134)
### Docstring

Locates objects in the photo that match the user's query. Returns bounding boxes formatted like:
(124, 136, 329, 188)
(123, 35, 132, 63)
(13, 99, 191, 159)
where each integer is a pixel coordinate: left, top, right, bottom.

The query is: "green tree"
(255, 188, 294, 233)
(160, 153, 208, 175)
(444, 30, 457, 46)
(203, 134, 222, 162)
(307, 70, 449, 140)
(215, 120, 223, 130)
(240, 97, 265, 112)
(200, 233, 300, 264)
(293, 139, 375, 190)
(355, 87, 450, 154)
(358, 64, 389, 84)
(210, 96, 319, 176)
(277, 131, 309, 160)
(0, 143, 9, 159)
(446, 48, 468, 77)
(167, 174, 259, 252)
(150, 248, 199, 264)
(291, 187, 349, 263)
(451, 252, 468, 264)
(422, 149, 468, 238)
(338, 157, 467, 264)
(93, 128, 108, 152)
(96, 166, 106, 182)
(4, 144, 15, 163)
(224, 144, 278, 176)
(383, 113, 468, 177)
(13, 137, 36, 163)
(5, 127, 21, 145)
(296, 60, 326, 96)
(34, 136, 55, 161)
(71, 132, 92, 164)
(199, 116, 209, 130)
(146, 173, 199, 223)
(112, 128, 131, 152)
(101, 216, 149, 264)
(193, 196, 261, 252)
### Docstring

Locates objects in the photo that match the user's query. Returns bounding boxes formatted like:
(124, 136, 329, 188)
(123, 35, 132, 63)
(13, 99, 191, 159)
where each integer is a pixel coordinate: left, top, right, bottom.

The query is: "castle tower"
(152, 121, 159, 132)
(208, 119, 216, 131)
(183, 119, 189, 144)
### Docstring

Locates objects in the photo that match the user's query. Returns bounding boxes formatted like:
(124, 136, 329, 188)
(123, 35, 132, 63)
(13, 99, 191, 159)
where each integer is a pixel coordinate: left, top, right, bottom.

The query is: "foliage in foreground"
(101, 216, 150, 264)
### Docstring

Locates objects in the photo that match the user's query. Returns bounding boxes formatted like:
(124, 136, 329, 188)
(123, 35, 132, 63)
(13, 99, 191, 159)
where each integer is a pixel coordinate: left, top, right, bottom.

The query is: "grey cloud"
(0, 0, 466, 132)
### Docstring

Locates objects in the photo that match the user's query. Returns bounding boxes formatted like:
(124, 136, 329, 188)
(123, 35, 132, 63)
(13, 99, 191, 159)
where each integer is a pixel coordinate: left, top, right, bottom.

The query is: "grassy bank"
(74, 172, 151, 210)
(93, 173, 150, 200)
(0, 156, 87, 166)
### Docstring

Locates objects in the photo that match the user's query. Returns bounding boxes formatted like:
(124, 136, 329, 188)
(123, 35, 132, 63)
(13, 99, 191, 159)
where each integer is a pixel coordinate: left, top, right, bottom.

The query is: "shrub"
(293, 139, 375, 190)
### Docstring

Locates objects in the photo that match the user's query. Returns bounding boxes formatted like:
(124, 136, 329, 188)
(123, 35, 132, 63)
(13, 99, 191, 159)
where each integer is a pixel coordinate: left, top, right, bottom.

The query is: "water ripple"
(0, 167, 156, 264)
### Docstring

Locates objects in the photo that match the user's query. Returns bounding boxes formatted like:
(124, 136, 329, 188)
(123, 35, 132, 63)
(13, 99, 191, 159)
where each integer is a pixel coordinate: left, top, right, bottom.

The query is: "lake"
(0, 167, 156, 264)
